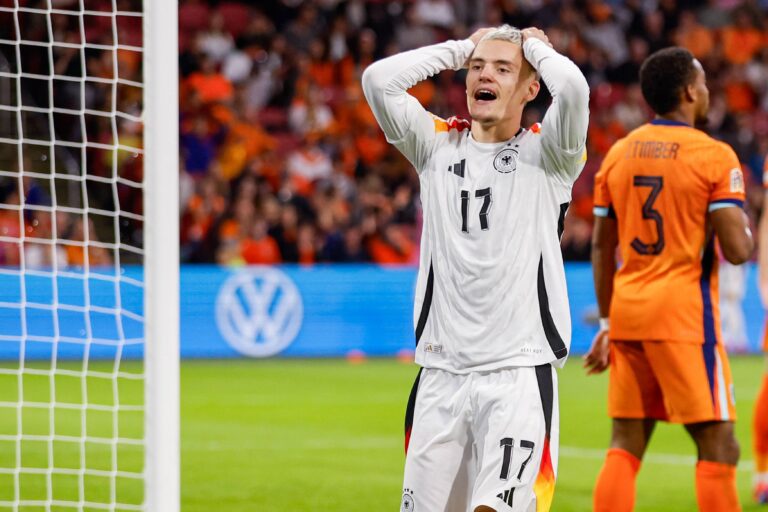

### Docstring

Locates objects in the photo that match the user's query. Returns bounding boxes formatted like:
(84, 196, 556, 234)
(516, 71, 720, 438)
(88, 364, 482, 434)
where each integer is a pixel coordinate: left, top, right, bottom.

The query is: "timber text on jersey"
(626, 140, 680, 160)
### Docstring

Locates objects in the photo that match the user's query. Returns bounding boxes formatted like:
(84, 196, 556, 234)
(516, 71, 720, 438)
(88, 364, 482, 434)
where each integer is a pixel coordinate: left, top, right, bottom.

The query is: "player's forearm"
(591, 218, 618, 318)
(711, 207, 753, 264)
(363, 39, 473, 99)
(524, 39, 589, 152)
(592, 245, 615, 318)
(362, 39, 473, 140)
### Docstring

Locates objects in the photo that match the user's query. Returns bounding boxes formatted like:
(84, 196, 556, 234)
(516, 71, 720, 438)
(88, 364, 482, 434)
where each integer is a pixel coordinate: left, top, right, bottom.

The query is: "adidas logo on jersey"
(497, 487, 515, 506)
(448, 159, 465, 178)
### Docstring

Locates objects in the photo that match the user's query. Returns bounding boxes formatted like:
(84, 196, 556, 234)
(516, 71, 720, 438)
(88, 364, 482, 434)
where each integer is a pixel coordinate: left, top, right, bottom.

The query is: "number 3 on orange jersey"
(631, 176, 664, 255)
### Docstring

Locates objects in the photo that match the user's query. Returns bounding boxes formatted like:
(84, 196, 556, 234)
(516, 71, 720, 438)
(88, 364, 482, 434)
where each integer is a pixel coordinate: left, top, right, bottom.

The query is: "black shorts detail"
(535, 363, 554, 438)
(557, 202, 570, 240)
(404, 367, 423, 453)
(414, 262, 434, 346)
(537, 255, 568, 359)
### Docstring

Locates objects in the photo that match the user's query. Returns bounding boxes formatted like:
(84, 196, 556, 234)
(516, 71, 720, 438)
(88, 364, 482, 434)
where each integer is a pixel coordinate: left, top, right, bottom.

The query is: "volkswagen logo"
(215, 267, 303, 357)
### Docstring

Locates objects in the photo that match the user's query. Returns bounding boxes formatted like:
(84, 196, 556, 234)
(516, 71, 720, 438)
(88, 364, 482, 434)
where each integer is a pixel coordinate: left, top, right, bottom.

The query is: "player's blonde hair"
(479, 24, 523, 46)
(478, 25, 538, 80)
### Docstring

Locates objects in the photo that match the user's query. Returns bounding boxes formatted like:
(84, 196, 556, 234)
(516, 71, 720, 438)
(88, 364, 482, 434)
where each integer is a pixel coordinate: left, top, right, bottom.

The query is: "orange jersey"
(594, 120, 745, 343)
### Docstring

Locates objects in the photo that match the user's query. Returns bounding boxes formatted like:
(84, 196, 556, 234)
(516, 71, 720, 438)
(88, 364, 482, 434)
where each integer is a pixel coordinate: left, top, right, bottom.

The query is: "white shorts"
(401, 365, 559, 512)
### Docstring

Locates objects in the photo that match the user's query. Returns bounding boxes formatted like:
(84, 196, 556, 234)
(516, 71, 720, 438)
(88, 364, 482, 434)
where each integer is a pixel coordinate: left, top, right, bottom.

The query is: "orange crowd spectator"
(339, 29, 376, 87)
(285, 136, 333, 196)
(721, 8, 765, 65)
(308, 39, 335, 89)
(368, 225, 416, 265)
(334, 84, 378, 135)
(588, 108, 627, 156)
(673, 11, 714, 60)
(241, 219, 281, 264)
(65, 218, 113, 267)
(185, 56, 234, 104)
(355, 126, 388, 168)
(724, 66, 757, 113)
(211, 104, 276, 181)
(288, 88, 336, 136)
(181, 177, 226, 247)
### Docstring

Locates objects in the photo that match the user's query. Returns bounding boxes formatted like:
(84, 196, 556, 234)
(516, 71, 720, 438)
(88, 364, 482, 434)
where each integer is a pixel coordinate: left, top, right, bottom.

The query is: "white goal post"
(0, 0, 179, 510)
(143, 0, 179, 511)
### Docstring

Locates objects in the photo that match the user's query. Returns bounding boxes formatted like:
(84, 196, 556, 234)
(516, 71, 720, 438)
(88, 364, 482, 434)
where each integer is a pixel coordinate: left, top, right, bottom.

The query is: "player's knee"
(690, 422, 740, 464)
(609, 419, 653, 459)
(718, 435, 740, 465)
(703, 434, 739, 465)
(474, 506, 496, 512)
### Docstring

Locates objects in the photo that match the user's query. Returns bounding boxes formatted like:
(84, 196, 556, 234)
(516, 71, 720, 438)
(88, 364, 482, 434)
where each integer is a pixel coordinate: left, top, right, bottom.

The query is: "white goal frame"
(0, 1, 180, 509)
(143, 1, 179, 511)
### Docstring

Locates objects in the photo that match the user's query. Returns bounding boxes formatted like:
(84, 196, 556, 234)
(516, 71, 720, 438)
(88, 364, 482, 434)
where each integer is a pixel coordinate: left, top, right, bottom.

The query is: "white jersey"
(362, 38, 589, 373)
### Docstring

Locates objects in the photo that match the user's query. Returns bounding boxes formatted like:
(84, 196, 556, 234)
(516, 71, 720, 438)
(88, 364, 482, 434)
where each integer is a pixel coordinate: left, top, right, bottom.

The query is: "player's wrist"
(599, 317, 609, 331)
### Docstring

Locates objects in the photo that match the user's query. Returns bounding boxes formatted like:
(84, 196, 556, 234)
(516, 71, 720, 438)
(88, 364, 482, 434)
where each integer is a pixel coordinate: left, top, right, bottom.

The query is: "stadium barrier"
(1, 263, 764, 359)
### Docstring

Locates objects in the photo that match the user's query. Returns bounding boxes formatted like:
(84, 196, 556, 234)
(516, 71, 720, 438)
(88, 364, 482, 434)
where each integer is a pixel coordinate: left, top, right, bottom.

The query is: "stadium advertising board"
(0, 264, 763, 359)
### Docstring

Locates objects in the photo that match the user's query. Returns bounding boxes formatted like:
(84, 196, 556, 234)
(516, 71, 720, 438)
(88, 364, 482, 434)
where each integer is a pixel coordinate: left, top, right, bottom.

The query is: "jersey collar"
(468, 127, 525, 148)
(650, 119, 690, 127)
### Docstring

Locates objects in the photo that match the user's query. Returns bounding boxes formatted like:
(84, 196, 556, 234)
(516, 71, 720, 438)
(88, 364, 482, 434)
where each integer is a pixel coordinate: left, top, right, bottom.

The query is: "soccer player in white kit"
(362, 25, 589, 512)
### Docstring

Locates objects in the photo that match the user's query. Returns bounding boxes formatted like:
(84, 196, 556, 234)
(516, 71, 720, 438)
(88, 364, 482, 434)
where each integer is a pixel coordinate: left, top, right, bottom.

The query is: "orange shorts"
(608, 340, 736, 424)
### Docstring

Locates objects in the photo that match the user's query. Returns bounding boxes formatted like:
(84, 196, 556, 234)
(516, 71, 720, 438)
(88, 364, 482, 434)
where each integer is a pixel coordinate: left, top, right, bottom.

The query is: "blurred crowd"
(1, 0, 767, 267)
(177, 0, 768, 265)
(0, 0, 143, 267)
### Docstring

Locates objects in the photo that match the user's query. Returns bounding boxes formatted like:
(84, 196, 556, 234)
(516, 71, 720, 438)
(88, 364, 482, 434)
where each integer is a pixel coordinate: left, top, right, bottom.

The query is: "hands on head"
(467, 26, 553, 48)
(520, 27, 553, 48)
(468, 27, 493, 46)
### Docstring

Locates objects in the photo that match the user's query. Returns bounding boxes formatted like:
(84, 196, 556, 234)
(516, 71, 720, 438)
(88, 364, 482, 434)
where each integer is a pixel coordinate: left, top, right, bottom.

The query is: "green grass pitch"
(182, 356, 766, 511)
(1, 356, 766, 510)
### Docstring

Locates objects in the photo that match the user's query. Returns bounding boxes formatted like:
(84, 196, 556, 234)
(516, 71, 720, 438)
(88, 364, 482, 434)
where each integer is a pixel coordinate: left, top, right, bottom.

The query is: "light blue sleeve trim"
(593, 206, 610, 217)
(708, 202, 742, 212)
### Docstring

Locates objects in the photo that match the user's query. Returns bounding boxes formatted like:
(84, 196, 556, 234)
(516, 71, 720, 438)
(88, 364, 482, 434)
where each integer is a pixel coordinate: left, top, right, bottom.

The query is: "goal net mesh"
(0, 0, 146, 509)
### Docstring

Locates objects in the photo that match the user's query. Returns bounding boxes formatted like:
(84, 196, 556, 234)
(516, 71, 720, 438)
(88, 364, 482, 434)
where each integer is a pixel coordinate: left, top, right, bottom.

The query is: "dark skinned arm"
(710, 206, 753, 265)
(584, 215, 618, 375)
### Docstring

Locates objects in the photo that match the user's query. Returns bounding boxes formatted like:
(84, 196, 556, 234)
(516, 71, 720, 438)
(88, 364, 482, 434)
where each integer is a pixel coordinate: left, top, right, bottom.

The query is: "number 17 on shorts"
(401, 366, 559, 512)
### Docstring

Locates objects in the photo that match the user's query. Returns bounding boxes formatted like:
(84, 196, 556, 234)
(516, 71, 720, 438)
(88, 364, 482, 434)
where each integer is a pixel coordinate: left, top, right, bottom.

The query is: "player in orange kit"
(755, 153, 768, 504)
(585, 47, 754, 512)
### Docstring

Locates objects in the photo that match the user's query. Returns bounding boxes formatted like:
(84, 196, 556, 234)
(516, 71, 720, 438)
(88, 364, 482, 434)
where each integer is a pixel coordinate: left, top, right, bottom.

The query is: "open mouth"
(474, 89, 497, 102)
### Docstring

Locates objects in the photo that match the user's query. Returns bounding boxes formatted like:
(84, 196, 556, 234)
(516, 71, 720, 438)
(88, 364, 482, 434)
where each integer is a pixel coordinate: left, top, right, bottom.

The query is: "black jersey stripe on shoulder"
(537, 255, 568, 359)
(414, 261, 434, 346)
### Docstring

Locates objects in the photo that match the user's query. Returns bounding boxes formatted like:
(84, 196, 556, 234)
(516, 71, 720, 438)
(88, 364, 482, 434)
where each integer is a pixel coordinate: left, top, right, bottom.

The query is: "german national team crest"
(401, 489, 415, 511)
(494, 148, 518, 173)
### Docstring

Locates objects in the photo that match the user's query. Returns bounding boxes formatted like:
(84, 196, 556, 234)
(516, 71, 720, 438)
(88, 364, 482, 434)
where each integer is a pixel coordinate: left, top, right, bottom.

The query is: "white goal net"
(0, 1, 178, 510)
